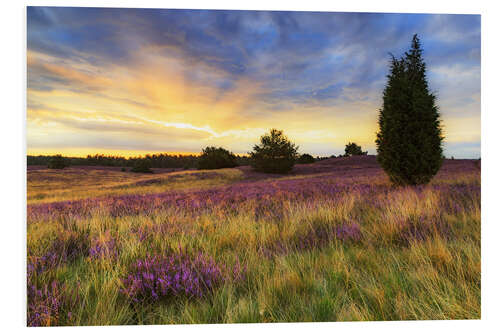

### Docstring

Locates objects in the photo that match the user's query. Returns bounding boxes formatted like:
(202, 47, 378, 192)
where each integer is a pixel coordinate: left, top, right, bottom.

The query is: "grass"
(26, 157, 480, 326)
(27, 167, 244, 204)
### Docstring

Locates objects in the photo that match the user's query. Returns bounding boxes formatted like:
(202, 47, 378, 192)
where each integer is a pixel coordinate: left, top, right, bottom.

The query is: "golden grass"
(27, 165, 480, 325)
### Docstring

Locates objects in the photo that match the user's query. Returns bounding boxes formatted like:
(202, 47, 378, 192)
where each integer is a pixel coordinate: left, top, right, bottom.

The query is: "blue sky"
(27, 7, 481, 158)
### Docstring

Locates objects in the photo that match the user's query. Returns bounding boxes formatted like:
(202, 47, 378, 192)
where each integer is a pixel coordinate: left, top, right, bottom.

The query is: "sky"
(27, 7, 481, 158)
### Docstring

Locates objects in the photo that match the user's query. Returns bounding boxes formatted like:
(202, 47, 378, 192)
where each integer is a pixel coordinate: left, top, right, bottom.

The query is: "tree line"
(27, 153, 247, 170)
(29, 138, 368, 173)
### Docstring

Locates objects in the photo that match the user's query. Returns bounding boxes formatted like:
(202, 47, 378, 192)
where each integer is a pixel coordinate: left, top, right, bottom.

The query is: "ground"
(27, 156, 481, 326)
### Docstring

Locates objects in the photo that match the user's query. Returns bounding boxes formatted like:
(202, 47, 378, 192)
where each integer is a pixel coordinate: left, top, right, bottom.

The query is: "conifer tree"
(376, 34, 444, 185)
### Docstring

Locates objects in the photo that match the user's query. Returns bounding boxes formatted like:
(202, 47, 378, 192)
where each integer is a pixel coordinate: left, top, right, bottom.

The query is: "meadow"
(26, 156, 481, 326)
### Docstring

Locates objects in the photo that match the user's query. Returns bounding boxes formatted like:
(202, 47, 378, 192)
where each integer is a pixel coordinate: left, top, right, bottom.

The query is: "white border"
(2, 0, 499, 332)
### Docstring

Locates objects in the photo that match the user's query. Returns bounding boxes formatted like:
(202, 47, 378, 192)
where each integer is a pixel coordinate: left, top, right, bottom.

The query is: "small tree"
(131, 159, 153, 173)
(297, 153, 316, 164)
(250, 129, 299, 174)
(47, 154, 69, 169)
(376, 34, 443, 185)
(197, 146, 238, 170)
(344, 142, 367, 156)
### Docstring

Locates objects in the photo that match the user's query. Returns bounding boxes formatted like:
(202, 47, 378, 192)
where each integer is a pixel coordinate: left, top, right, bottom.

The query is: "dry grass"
(27, 158, 480, 325)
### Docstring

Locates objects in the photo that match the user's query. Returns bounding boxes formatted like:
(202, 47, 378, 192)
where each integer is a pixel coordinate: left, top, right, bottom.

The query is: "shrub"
(27, 280, 79, 327)
(297, 153, 316, 164)
(344, 142, 367, 156)
(47, 155, 69, 169)
(121, 252, 245, 302)
(131, 159, 153, 173)
(250, 129, 299, 174)
(197, 146, 237, 170)
(376, 34, 444, 185)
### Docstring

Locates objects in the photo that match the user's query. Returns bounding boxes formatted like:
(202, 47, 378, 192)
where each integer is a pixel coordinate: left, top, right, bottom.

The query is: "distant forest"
(27, 153, 252, 169)
(27, 153, 332, 169)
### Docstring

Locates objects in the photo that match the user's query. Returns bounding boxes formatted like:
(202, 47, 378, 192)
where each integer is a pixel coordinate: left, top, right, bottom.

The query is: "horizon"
(26, 152, 480, 161)
(27, 8, 481, 159)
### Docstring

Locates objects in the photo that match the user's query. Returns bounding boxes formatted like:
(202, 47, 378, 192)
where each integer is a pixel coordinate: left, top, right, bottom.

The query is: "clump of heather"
(121, 252, 245, 302)
(397, 215, 452, 246)
(27, 280, 78, 327)
(89, 232, 118, 259)
(261, 222, 363, 258)
(51, 231, 90, 263)
(28, 231, 90, 276)
(335, 223, 362, 242)
(296, 222, 362, 250)
(28, 250, 59, 277)
(254, 200, 285, 221)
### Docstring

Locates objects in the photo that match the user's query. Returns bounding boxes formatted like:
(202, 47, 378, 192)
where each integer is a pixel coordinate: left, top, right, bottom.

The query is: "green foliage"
(197, 147, 238, 170)
(131, 159, 153, 173)
(376, 34, 444, 185)
(47, 154, 69, 169)
(250, 129, 299, 174)
(297, 153, 316, 164)
(344, 142, 367, 157)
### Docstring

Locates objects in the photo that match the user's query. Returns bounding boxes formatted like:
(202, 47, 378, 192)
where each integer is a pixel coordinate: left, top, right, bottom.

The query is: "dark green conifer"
(376, 34, 444, 185)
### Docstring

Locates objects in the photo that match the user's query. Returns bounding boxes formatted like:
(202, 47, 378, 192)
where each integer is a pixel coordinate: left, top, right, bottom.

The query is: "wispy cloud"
(27, 7, 481, 157)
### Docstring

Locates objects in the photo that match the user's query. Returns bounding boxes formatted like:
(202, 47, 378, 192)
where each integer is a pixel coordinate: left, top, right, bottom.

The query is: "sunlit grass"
(27, 159, 480, 325)
(28, 168, 244, 204)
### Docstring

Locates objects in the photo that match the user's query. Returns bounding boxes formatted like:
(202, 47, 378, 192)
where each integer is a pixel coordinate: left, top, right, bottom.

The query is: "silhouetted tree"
(297, 153, 316, 164)
(376, 34, 443, 185)
(131, 159, 153, 173)
(47, 155, 69, 169)
(28, 152, 251, 169)
(198, 146, 238, 170)
(250, 129, 299, 174)
(344, 142, 367, 156)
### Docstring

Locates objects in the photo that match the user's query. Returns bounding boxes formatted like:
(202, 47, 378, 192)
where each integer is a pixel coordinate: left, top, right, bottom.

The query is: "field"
(26, 156, 481, 326)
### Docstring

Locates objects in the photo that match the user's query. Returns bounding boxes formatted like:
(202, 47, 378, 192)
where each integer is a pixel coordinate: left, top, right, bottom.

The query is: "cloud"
(27, 8, 481, 157)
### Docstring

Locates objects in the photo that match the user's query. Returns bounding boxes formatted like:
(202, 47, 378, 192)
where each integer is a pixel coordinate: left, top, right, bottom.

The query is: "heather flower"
(89, 232, 118, 259)
(335, 223, 362, 242)
(27, 280, 78, 327)
(28, 250, 59, 276)
(261, 222, 363, 258)
(121, 252, 245, 302)
(397, 215, 452, 246)
(28, 231, 90, 275)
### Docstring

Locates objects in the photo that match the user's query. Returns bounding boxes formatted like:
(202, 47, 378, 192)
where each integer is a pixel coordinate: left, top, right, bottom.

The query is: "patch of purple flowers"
(397, 215, 452, 246)
(27, 280, 78, 327)
(121, 252, 245, 302)
(335, 223, 363, 242)
(28, 250, 59, 277)
(89, 232, 118, 259)
(28, 231, 90, 276)
(296, 222, 362, 250)
(261, 222, 363, 258)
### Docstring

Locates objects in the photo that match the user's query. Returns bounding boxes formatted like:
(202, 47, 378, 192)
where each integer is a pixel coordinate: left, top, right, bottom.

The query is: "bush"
(250, 129, 299, 174)
(344, 142, 367, 156)
(131, 159, 153, 173)
(197, 147, 237, 170)
(375, 34, 443, 185)
(297, 153, 316, 164)
(47, 155, 69, 169)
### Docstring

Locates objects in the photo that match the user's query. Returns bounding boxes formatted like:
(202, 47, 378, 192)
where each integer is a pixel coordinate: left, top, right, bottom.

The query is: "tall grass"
(27, 159, 480, 325)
